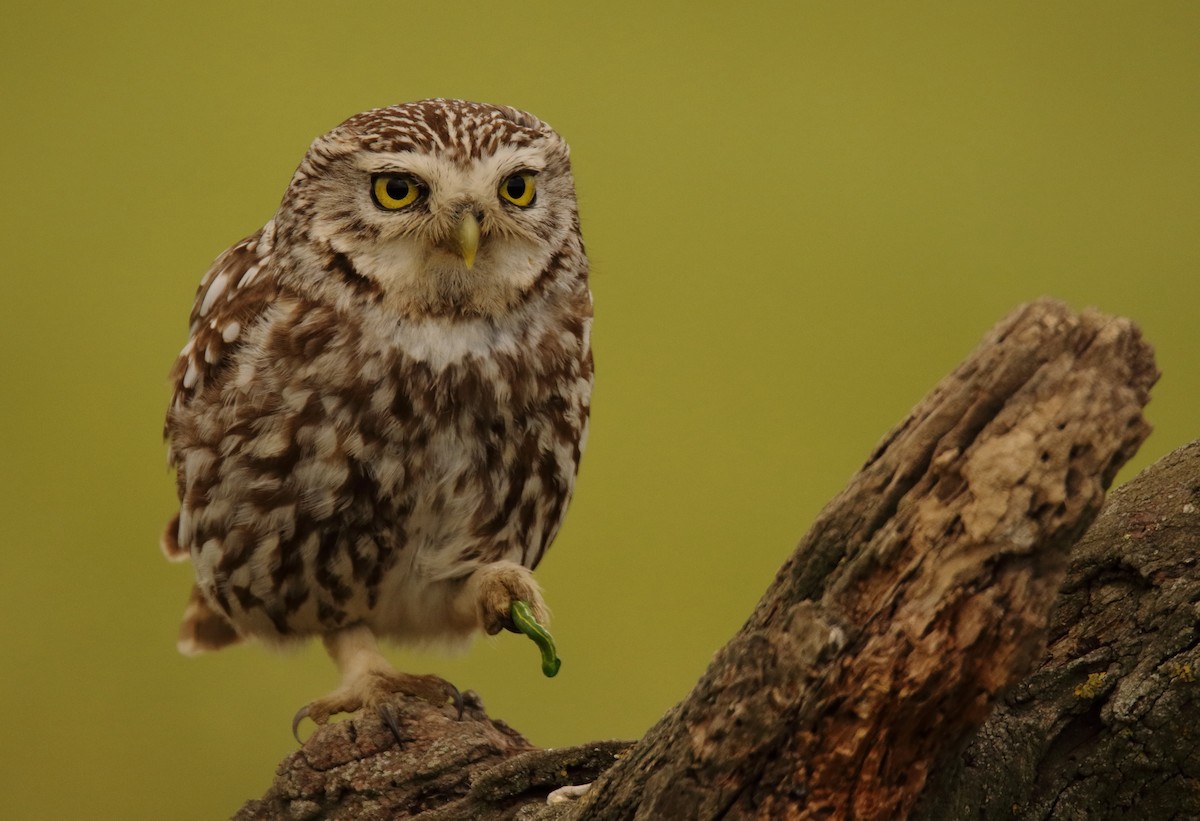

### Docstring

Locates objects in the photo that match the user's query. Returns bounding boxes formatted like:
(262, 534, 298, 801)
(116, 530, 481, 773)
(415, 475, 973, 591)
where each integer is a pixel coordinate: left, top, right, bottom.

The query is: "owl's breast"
(355, 309, 591, 638)
(369, 312, 592, 573)
(175, 292, 591, 642)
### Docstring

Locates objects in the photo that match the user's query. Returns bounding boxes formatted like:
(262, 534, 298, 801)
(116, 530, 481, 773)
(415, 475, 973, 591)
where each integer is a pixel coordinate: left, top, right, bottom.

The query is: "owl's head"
(274, 99, 583, 318)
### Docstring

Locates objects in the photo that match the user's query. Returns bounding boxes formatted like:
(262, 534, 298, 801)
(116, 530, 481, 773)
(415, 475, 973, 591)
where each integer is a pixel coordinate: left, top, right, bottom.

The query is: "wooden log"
(570, 298, 1156, 820)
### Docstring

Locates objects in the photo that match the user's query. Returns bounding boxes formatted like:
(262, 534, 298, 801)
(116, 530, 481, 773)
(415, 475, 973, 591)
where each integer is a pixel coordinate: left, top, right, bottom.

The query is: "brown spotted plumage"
(164, 99, 592, 732)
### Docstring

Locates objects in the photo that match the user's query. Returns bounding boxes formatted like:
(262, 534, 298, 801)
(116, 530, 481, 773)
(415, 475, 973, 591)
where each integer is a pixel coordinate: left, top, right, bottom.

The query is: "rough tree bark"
(236, 299, 1197, 820)
(915, 439, 1200, 820)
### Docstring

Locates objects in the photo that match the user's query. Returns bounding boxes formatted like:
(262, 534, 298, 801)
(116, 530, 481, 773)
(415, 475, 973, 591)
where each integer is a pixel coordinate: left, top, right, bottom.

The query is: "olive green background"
(2, 2, 1197, 818)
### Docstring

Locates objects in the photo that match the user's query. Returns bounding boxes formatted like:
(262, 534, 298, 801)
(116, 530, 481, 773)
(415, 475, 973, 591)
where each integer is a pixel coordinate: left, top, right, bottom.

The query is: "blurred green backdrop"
(1, 2, 1197, 818)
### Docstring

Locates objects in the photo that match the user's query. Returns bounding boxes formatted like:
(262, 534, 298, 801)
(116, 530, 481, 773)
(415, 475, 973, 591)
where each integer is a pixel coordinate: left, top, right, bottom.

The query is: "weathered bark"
(569, 299, 1156, 820)
(915, 440, 1200, 820)
(238, 299, 1191, 820)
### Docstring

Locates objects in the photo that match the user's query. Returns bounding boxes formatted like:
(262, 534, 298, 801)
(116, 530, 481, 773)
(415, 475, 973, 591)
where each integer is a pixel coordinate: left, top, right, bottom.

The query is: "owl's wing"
(162, 221, 280, 563)
(167, 220, 279, 413)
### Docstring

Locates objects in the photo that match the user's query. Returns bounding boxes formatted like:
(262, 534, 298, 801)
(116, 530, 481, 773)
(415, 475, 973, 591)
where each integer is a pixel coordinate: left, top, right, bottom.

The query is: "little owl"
(162, 99, 592, 735)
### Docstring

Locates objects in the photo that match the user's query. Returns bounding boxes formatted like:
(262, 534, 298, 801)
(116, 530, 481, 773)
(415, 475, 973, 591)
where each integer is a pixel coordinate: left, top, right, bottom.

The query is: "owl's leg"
(292, 625, 461, 743)
(461, 560, 550, 635)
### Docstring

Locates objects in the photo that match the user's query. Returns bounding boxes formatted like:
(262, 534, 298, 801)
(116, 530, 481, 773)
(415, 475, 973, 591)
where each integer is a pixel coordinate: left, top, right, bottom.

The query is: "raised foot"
(470, 560, 550, 636)
(465, 561, 561, 677)
(292, 670, 463, 743)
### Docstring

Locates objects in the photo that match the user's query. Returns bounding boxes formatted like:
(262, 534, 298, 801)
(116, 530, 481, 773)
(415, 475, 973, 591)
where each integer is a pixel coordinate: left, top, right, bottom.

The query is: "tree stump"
(238, 298, 1195, 820)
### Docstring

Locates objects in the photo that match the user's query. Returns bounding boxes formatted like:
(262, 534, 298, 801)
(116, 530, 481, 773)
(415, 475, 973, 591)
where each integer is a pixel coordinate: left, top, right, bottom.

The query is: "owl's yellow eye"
(499, 172, 537, 207)
(371, 174, 423, 210)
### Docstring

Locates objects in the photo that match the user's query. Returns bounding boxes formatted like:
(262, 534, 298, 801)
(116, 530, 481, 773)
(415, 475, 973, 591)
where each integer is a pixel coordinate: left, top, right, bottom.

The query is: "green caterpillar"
(511, 600, 562, 678)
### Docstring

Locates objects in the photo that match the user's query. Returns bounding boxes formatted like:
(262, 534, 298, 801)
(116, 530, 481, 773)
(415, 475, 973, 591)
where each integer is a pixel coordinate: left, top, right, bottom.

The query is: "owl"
(162, 99, 592, 735)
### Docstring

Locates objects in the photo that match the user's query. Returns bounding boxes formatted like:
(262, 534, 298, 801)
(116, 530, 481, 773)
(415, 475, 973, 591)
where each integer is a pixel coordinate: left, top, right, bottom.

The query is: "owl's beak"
(455, 212, 481, 269)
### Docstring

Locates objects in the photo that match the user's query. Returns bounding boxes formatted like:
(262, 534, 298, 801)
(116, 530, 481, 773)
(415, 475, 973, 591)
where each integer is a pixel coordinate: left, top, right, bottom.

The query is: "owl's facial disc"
(308, 146, 564, 317)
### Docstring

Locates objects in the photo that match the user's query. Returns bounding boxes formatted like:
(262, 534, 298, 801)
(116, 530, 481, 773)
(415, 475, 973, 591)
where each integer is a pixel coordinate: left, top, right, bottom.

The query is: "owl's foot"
(294, 625, 462, 743)
(467, 560, 550, 635)
(464, 561, 561, 677)
(292, 670, 462, 743)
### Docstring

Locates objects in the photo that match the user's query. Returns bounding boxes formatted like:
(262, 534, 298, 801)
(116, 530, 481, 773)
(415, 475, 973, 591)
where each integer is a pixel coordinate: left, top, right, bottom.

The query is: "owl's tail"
(177, 585, 243, 655)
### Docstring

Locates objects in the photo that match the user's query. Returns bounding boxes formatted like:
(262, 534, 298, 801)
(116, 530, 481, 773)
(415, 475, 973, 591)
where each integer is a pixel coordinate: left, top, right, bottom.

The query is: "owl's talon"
(291, 705, 311, 744)
(511, 600, 562, 678)
(377, 702, 405, 743)
(428, 677, 464, 718)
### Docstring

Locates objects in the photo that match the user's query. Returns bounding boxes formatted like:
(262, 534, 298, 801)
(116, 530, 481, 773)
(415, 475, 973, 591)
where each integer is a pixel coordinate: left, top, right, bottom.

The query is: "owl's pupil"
(506, 176, 526, 199)
(386, 178, 410, 201)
